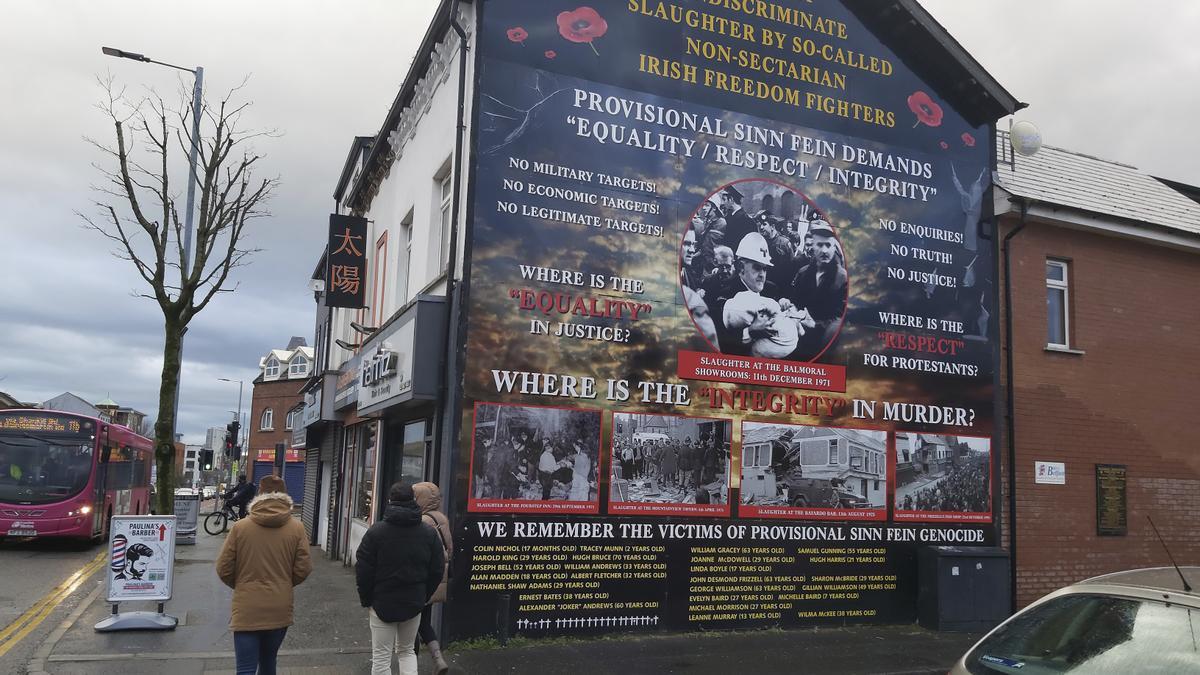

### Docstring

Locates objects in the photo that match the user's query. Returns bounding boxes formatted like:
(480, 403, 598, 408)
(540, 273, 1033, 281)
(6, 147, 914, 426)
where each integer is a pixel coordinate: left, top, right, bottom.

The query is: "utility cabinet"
(918, 546, 1011, 632)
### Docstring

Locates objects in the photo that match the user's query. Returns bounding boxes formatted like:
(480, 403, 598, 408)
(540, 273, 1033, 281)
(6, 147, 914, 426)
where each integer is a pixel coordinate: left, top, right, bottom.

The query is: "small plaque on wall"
(1095, 464, 1127, 536)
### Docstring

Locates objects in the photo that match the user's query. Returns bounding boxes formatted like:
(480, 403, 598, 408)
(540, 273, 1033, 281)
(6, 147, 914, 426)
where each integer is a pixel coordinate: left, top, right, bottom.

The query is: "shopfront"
(356, 296, 447, 522)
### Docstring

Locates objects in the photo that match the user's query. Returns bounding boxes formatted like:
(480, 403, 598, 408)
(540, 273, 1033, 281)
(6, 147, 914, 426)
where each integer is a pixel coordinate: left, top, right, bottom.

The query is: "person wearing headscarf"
(412, 482, 452, 675)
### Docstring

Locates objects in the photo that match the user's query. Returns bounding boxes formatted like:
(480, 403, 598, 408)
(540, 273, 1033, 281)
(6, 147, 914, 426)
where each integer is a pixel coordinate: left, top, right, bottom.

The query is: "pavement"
(23, 518, 981, 675)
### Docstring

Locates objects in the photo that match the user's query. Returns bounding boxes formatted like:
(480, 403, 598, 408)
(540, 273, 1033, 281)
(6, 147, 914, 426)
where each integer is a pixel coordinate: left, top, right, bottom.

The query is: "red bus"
(0, 410, 153, 542)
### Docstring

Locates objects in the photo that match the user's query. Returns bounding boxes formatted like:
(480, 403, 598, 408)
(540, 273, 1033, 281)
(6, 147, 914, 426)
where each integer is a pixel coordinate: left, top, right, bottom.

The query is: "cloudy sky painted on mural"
(0, 1, 1196, 443)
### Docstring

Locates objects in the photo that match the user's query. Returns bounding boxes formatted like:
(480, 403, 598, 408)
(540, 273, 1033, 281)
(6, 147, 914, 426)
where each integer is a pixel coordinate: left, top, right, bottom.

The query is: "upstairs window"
(437, 169, 453, 271)
(265, 357, 280, 378)
(289, 356, 308, 377)
(1046, 260, 1070, 348)
(260, 408, 274, 431)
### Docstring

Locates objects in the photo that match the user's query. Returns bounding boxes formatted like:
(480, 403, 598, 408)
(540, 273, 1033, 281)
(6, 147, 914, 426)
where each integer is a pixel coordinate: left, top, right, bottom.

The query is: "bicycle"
(203, 496, 242, 535)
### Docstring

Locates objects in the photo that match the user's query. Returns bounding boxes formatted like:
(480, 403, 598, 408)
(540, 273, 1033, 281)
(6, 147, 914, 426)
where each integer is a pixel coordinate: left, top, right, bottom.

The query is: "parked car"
(950, 566, 1200, 673)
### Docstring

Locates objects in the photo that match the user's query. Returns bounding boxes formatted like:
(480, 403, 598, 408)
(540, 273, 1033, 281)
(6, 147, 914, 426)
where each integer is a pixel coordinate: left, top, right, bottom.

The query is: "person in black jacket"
(356, 483, 445, 675)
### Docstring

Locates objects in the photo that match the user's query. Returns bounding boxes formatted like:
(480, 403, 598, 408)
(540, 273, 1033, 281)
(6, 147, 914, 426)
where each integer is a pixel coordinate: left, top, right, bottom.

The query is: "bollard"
(497, 593, 511, 646)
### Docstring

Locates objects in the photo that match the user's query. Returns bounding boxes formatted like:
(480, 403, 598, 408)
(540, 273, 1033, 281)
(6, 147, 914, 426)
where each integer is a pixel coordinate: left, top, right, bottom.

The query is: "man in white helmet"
(706, 232, 787, 355)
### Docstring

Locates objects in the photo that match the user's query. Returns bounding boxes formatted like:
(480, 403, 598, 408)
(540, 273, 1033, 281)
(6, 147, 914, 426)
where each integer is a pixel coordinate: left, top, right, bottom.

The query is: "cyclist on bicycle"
(223, 474, 257, 520)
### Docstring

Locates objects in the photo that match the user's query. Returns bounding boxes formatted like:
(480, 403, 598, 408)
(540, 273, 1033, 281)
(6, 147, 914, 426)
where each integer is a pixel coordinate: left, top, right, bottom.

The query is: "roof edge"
(347, 0, 466, 212)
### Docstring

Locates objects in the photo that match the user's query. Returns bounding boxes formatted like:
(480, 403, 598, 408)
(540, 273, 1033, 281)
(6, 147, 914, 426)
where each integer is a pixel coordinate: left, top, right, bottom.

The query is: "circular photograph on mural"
(680, 179, 848, 362)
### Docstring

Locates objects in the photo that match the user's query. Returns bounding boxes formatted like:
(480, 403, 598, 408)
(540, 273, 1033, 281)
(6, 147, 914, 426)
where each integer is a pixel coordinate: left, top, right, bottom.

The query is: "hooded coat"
(413, 482, 452, 604)
(215, 491, 312, 631)
(355, 497, 445, 623)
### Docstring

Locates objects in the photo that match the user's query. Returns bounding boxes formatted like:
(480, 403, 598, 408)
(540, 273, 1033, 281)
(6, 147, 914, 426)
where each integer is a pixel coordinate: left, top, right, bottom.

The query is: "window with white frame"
(1046, 260, 1070, 348)
(288, 356, 308, 377)
(260, 408, 274, 430)
(743, 444, 771, 468)
(398, 210, 413, 304)
(285, 408, 296, 431)
(265, 357, 280, 378)
(827, 439, 839, 465)
(437, 169, 452, 271)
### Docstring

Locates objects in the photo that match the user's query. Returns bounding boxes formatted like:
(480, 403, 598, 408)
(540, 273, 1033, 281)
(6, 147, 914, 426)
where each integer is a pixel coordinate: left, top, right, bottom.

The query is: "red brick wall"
(999, 215, 1200, 607)
(246, 377, 305, 481)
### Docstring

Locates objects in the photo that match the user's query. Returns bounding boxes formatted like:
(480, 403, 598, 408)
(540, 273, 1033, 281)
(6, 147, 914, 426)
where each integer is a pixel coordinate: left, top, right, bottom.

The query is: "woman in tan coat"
(216, 474, 312, 675)
(412, 481, 452, 675)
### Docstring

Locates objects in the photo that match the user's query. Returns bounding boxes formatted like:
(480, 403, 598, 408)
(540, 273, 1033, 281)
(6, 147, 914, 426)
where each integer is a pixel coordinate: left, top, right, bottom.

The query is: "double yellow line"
(0, 550, 106, 658)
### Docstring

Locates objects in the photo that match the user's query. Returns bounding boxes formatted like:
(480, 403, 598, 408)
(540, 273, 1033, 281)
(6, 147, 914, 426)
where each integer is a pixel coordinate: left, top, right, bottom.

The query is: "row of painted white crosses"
(516, 616, 661, 630)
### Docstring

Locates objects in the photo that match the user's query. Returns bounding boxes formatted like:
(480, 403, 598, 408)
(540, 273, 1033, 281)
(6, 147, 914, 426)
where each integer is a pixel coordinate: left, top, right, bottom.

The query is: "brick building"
(246, 337, 313, 503)
(995, 133, 1200, 607)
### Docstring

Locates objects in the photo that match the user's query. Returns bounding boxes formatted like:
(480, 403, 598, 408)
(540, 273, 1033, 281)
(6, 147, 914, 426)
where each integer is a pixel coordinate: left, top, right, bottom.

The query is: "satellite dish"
(1009, 119, 1043, 156)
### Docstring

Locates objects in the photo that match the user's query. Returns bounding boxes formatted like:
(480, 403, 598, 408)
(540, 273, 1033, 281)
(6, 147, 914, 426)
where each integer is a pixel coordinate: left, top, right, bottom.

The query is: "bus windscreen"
(0, 413, 96, 505)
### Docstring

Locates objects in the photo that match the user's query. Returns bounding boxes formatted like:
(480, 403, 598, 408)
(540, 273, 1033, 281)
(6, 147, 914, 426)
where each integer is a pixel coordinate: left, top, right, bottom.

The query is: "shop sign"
(291, 423, 307, 449)
(302, 388, 322, 427)
(358, 318, 416, 412)
(255, 448, 304, 463)
(325, 214, 367, 308)
(107, 515, 176, 602)
(333, 352, 362, 410)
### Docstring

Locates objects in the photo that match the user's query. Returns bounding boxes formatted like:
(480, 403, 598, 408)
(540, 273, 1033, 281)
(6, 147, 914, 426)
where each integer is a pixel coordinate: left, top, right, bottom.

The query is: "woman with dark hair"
(356, 482, 445, 675)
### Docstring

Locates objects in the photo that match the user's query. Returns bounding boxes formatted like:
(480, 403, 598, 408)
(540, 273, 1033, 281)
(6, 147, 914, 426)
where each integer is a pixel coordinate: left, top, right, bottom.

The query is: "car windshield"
(0, 434, 94, 505)
(965, 593, 1200, 674)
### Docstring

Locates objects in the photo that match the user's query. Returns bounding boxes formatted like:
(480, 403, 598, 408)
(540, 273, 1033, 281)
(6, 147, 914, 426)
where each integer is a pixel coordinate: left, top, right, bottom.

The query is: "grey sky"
(0, 1, 1196, 444)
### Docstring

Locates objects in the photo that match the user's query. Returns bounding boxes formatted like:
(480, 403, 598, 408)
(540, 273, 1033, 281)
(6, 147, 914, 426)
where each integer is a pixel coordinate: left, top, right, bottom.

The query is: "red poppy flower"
(506, 27, 528, 44)
(907, 91, 943, 128)
(544, 50, 557, 59)
(558, 7, 608, 52)
(961, 132, 976, 147)
(939, 141, 949, 150)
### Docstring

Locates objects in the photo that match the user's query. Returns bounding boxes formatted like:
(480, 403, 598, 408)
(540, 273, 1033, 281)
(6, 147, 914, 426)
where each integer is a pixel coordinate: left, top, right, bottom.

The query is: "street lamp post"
(103, 45, 204, 470)
(218, 378, 243, 483)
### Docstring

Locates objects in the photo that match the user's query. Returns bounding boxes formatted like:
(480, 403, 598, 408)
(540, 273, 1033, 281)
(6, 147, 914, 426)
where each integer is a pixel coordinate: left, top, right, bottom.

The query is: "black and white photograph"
(609, 413, 731, 515)
(894, 433, 991, 515)
(740, 423, 887, 519)
(468, 402, 602, 512)
(681, 179, 849, 362)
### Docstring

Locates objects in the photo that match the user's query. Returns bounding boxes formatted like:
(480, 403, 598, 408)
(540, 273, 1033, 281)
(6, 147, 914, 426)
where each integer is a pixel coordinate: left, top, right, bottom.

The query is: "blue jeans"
(234, 627, 288, 674)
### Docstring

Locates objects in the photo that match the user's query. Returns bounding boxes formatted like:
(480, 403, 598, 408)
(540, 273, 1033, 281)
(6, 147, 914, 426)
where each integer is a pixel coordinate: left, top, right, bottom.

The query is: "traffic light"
(201, 448, 214, 471)
(225, 421, 236, 457)
(230, 420, 242, 460)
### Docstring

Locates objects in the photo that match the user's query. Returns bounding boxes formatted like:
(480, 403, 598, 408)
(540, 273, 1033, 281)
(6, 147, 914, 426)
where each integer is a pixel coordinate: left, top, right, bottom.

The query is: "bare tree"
(82, 77, 276, 514)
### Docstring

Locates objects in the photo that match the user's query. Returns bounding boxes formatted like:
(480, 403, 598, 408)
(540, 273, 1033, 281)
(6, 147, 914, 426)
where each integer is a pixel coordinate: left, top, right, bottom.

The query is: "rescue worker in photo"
(680, 229, 704, 290)
(699, 245, 735, 301)
(784, 217, 848, 358)
(683, 286, 720, 350)
(691, 197, 726, 269)
(708, 232, 783, 355)
(718, 184, 756, 249)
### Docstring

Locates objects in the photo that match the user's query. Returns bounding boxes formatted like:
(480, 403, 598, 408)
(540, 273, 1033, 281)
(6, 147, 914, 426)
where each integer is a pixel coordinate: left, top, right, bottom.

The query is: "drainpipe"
(435, 0, 468, 487)
(1002, 198, 1028, 614)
